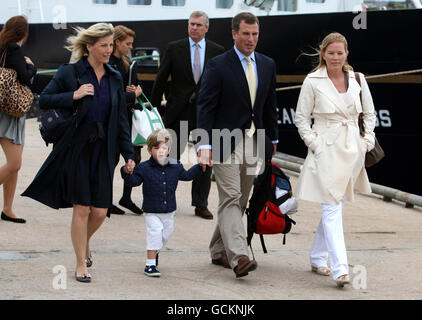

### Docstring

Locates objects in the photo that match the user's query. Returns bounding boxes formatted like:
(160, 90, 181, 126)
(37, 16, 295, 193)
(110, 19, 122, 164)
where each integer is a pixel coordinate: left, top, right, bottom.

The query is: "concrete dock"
(1, 118, 421, 300)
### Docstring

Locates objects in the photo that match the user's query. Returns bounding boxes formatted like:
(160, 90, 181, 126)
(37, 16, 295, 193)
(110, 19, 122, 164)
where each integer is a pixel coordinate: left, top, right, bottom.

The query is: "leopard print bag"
(0, 50, 34, 118)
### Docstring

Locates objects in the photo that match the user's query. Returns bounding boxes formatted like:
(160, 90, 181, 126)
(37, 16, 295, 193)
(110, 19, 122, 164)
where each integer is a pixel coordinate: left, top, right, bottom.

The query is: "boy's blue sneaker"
(144, 265, 161, 277)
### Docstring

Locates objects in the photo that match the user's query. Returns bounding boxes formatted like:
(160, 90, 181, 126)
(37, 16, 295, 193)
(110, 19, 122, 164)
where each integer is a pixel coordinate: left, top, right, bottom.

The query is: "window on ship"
(216, 0, 234, 9)
(128, 0, 152, 4)
(93, 0, 117, 4)
(277, 0, 297, 11)
(162, 0, 186, 6)
(306, 0, 325, 3)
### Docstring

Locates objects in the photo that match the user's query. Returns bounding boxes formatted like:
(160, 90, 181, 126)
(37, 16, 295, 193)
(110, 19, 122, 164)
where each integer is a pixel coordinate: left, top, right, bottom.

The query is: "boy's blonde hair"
(147, 129, 172, 151)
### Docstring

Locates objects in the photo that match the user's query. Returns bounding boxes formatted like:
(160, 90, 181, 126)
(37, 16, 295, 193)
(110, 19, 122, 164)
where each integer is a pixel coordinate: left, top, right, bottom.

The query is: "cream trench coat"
(294, 67, 377, 204)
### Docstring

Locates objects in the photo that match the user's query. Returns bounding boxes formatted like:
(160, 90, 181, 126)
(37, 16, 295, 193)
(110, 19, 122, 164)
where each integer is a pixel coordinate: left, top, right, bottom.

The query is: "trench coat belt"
(315, 118, 358, 149)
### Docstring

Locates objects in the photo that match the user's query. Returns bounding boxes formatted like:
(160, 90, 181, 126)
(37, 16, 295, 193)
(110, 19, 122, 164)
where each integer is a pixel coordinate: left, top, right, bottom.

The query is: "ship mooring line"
(276, 68, 422, 92)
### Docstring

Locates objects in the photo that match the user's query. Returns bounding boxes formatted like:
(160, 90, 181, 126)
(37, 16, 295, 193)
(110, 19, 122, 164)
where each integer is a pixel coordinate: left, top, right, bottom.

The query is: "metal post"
(128, 60, 137, 86)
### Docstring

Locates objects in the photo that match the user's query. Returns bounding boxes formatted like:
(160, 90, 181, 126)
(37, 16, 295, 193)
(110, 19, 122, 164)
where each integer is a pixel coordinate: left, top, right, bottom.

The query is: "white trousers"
(144, 212, 175, 251)
(310, 201, 349, 280)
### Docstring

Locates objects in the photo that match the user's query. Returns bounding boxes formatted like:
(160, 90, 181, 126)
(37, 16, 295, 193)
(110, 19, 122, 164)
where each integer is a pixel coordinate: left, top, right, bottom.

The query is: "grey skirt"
(0, 112, 25, 145)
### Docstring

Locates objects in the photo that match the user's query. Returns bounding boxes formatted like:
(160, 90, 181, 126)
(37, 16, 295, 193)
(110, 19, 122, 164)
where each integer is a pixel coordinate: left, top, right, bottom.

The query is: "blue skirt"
(0, 112, 25, 145)
(60, 122, 112, 208)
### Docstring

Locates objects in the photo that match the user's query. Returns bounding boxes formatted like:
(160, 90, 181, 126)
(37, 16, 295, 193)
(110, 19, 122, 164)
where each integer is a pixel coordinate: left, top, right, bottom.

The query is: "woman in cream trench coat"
(294, 32, 376, 287)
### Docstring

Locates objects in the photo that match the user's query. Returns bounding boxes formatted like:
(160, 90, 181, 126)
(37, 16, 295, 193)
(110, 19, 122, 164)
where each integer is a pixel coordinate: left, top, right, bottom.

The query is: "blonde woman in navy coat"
(22, 23, 135, 283)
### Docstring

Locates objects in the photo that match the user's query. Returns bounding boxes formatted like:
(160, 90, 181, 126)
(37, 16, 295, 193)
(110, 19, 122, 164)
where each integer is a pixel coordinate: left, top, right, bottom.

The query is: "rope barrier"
(276, 68, 422, 92)
(36, 57, 421, 93)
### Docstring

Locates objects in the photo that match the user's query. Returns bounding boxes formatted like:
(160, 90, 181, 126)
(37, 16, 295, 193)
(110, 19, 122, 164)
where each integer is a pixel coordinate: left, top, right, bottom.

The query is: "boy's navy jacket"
(121, 156, 202, 213)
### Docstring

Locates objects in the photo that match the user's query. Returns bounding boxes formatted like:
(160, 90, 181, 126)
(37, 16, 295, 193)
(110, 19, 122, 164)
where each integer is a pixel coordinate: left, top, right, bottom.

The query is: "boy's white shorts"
(144, 212, 175, 251)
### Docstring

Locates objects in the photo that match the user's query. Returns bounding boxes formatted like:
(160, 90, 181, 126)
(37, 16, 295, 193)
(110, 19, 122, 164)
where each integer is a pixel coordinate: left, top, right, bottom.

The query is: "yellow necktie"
(245, 56, 256, 137)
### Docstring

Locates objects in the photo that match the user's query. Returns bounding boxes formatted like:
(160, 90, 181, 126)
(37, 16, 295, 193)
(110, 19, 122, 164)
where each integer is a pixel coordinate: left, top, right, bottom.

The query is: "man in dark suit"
(151, 11, 225, 220)
(196, 12, 278, 278)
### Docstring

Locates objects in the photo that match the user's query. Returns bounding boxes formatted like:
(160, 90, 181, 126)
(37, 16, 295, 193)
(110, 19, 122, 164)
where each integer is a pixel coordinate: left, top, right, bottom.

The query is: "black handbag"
(355, 73, 385, 167)
(39, 108, 75, 145)
(39, 64, 80, 146)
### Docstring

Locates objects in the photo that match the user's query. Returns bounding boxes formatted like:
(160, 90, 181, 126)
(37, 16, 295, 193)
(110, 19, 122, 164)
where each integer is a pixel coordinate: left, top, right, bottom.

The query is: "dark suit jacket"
(108, 54, 136, 106)
(151, 37, 225, 128)
(196, 48, 278, 162)
(22, 58, 134, 209)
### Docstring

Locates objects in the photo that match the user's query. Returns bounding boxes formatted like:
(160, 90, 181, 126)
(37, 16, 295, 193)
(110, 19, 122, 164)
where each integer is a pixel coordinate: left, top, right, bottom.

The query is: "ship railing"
(271, 153, 422, 209)
(35, 54, 161, 75)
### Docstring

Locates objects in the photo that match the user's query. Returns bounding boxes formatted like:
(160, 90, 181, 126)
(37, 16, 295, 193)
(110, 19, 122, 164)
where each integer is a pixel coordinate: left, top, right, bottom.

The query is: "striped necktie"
(193, 43, 201, 84)
(245, 56, 256, 137)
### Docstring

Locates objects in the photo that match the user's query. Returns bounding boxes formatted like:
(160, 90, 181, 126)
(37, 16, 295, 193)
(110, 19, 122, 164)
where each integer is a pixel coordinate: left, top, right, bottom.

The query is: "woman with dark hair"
(0, 15, 36, 224)
(108, 25, 143, 215)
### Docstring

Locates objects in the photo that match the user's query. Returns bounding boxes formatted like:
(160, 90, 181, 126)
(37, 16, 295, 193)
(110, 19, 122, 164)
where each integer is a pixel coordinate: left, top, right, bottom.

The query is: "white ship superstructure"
(2, 0, 366, 24)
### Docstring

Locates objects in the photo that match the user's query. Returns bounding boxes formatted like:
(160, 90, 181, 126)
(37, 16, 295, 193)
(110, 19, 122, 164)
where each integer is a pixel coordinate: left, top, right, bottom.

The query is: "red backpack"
(246, 161, 296, 253)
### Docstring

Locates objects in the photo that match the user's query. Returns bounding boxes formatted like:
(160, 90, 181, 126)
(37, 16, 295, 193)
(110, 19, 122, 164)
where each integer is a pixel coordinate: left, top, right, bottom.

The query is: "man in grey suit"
(196, 12, 278, 278)
(151, 11, 225, 220)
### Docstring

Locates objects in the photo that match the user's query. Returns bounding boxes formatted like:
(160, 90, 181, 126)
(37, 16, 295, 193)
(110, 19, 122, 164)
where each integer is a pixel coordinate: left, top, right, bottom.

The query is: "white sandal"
(336, 274, 350, 287)
(311, 265, 331, 276)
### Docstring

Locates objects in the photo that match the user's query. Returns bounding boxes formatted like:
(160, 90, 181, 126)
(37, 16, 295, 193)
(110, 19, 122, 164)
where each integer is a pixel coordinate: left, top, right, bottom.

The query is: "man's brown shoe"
(233, 256, 257, 278)
(211, 251, 231, 269)
(195, 207, 213, 220)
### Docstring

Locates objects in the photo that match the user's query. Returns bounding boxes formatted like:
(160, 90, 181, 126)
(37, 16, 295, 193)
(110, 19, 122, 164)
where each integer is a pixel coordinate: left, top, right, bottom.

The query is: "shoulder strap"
(259, 234, 268, 254)
(355, 72, 365, 137)
(0, 49, 6, 68)
(354, 72, 362, 102)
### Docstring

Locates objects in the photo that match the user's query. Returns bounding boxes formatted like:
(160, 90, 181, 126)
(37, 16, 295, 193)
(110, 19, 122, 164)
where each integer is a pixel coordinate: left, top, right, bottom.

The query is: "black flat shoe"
(119, 199, 143, 215)
(1, 212, 26, 224)
(75, 272, 92, 283)
(109, 204, 125, 215)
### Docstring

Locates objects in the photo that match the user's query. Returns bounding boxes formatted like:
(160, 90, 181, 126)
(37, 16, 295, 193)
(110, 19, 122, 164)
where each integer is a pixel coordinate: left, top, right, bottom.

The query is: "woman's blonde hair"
(113, 25, 136, 72)
(314, 32, 353, 72)
(298, 32, 353, 73)
(65, 23, 114, 62)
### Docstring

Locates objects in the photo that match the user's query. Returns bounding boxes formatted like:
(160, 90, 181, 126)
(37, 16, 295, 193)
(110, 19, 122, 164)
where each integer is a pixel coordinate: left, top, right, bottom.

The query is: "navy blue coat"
(121, 156, 202, 213)
(22, 58, 134, 209)
(196, 48, 278, 162)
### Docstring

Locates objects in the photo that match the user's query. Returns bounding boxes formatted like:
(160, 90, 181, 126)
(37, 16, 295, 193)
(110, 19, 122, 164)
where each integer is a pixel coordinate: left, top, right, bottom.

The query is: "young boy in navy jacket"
(121, 129, 203, 277)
